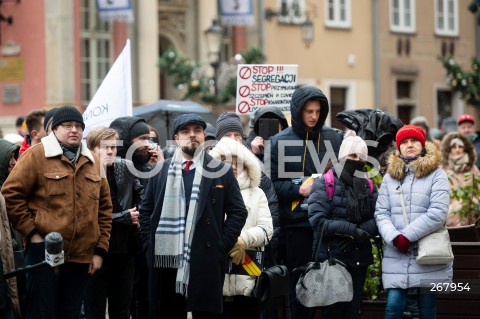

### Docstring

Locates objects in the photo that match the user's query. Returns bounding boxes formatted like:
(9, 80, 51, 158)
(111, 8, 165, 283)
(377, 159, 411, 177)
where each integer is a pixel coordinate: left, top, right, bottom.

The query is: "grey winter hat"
(215, 112, 245, 140)
(52, 106, 85, 130)
(173, 113, 206, 136)
(205, 123, 216, 140)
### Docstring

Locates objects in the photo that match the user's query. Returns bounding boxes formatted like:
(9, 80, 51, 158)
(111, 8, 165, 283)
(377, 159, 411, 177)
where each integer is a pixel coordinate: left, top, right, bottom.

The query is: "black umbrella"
(133, 100, 217, 146)
(336, 109, 404, 160)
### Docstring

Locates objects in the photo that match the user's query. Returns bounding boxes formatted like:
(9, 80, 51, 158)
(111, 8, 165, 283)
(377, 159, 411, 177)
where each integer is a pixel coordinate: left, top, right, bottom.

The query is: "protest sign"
(236, 64, 298, 115)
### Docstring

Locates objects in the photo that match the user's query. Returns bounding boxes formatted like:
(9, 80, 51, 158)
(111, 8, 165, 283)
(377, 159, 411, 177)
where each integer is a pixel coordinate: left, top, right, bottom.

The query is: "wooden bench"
(437, 242, 480, 319)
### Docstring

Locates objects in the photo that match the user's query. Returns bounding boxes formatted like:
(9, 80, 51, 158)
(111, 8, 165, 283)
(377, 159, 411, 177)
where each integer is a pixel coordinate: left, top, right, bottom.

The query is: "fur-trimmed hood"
(209, 137, 261, 190)
(387, 141, 440, 181)
(440, 132, 477, 171)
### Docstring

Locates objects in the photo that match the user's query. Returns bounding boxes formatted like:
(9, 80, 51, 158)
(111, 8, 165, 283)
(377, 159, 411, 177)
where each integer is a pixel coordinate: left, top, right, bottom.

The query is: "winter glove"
(393, 234, 410, 253)
(338, 238, 355, 253)
(353, 228, 370, 243)
(229, 237, 246, 265)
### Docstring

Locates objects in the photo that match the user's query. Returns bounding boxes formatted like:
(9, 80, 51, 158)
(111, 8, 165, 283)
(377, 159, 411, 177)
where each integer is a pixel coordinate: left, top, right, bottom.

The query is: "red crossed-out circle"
(237, 101, 251, 114)
(239, 66, 252, 79)
(238, 85, 250, 97)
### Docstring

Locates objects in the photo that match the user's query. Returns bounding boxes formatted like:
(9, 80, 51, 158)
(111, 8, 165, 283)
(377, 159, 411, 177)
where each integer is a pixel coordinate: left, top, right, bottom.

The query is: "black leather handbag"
(252, 228, 290, 312)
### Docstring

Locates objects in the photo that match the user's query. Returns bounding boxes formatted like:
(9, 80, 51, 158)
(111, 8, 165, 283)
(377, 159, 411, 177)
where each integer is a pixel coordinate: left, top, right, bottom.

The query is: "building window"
(396, 79, 416, 125)
(330, 87, 347, 130)
(435, 0, 458, 36)
(277, 0, 306, 24)
(324, 0, 351, 28)
(437, 90, 453, 128)
(390, 0, 416, 33)
(80, 0, 113, 107)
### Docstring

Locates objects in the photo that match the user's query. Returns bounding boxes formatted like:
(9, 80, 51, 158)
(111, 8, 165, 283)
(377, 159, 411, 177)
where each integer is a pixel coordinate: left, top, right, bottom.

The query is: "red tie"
(184, 160, 193, 172)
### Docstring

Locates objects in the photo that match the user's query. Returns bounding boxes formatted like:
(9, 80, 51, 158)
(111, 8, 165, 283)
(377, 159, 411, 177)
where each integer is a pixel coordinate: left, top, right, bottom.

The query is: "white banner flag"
(83, 39, 132, 137)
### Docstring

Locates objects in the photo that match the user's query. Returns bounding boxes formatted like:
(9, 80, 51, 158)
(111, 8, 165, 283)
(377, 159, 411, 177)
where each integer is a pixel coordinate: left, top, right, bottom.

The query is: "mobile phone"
(259, 118, 280, 140)
(149, 141, 158, 151)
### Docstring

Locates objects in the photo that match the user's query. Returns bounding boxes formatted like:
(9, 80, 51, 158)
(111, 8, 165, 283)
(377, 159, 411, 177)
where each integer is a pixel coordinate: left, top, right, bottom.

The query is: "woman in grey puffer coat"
(375, 125, 452, 319)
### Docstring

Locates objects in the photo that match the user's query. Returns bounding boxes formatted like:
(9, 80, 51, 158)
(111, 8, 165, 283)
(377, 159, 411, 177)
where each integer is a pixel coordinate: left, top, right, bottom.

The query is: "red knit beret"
(396, 125, 426, 149)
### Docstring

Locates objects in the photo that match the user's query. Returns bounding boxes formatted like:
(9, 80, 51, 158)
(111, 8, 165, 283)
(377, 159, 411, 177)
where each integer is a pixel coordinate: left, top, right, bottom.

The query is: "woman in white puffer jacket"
(210, 137, 273, 319)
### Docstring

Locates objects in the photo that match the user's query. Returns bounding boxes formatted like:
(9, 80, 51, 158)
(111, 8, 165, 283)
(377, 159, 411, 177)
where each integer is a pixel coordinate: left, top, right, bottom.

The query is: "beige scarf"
(448, 153, 469, 173)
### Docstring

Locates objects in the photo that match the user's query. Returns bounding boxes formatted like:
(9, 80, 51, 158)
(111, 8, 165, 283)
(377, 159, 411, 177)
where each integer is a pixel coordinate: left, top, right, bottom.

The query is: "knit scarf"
(339, 160, 370, 224)
(60, 142, 81, 166)
(448, 153, 469, 173)
(399, 149, 426, 164)
(154, 148, 204, 296)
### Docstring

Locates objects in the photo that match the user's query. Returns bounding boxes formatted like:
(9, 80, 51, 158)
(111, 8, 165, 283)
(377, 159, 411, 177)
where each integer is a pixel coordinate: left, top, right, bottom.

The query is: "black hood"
(251, 106, 289, 135)
(109, 116, 148, 159)
(290, 86, 329, 139)
(0, 139, 20, 188)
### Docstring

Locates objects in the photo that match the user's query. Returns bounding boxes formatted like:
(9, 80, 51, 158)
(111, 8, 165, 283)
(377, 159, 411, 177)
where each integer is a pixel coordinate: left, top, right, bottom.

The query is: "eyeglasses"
(60, 123, 84, 131)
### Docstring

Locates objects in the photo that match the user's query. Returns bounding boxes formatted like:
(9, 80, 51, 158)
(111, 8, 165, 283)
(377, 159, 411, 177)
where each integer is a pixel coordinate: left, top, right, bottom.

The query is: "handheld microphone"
(45, 232, 64, 267)
(4, 232, 64, 279)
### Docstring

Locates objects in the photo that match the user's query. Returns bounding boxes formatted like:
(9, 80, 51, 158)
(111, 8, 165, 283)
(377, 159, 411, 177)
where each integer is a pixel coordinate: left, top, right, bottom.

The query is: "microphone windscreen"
(45, 232, 63, 255)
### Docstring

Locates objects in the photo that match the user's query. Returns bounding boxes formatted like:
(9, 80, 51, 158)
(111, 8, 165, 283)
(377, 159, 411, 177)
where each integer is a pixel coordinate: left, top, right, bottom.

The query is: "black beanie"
(130, 121, 150, 139)
(215, 112, 245, 140)
(52, 106, 85, 130)
(44, 108, 58, 131)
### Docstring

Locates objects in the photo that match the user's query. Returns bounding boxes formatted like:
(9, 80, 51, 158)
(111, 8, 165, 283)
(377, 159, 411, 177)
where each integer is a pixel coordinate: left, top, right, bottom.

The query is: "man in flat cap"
(2, 105, 112, 319)
(140, 113, 247, 318)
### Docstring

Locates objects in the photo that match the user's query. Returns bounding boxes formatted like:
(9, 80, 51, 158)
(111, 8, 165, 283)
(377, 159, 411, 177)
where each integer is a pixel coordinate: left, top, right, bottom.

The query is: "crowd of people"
(0, 86, 478, 319)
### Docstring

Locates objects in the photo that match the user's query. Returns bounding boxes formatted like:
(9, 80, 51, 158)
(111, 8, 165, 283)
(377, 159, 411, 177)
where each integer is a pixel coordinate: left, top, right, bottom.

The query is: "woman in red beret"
(375, 125, 452, 319)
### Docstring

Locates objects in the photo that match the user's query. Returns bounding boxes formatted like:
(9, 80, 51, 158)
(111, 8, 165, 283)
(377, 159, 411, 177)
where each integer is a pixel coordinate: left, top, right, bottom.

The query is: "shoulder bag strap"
(397, 184, 410, 225)
(259, 226, 277, 266)
(313, 222, 327, 262)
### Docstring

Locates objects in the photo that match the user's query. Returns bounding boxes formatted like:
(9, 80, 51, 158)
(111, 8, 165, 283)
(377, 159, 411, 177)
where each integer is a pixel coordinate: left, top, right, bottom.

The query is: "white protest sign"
(236, 64, 298, 115)
(83, 39, 132, 138)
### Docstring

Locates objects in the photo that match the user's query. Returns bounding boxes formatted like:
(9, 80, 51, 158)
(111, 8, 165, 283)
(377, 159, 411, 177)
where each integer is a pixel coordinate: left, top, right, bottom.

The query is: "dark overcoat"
(139, 153, 247, 314)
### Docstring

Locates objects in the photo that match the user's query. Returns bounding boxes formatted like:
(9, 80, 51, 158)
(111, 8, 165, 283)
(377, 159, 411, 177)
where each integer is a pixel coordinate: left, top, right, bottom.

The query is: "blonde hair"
(86, 126, 119, 151)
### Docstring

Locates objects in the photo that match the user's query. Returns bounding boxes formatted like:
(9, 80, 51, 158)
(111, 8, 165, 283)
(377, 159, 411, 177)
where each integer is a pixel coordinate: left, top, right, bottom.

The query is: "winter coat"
(2, 133, 113, 263)
(0, 192, 20, 317)
(308, 169, 378, 267)
(210, 137, 273, 297)
(472, 131, 480, 169)
(0, 140, 19, 188)
(259, 173, 280, 256)
(440, 132, 480, 226)
(139, 152, 247, 314)
(107, 159, 144, 255)
(265, 86, 342, 228)
(375, 142, 452, 289)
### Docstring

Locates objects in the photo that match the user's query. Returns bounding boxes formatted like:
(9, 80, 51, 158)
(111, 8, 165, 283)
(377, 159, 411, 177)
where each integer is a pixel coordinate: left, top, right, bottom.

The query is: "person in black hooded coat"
(109, 116, 154, 319)
(246, 106, 289, 162)
(308, 131, 378, 319)
(264, 85, 342, 319)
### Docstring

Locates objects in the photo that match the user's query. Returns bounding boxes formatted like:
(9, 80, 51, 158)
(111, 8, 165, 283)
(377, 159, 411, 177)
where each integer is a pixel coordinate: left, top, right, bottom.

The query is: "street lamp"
(204, 19, 223, 97)
(302, 16, 314, 48)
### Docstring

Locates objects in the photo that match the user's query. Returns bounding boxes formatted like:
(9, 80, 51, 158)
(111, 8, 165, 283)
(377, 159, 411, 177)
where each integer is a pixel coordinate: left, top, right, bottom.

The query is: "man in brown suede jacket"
(2, 106, 112, 319)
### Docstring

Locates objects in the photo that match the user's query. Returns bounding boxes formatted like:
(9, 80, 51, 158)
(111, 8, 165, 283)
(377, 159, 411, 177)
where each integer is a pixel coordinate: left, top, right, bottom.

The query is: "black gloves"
(354, 228, 371, 243)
